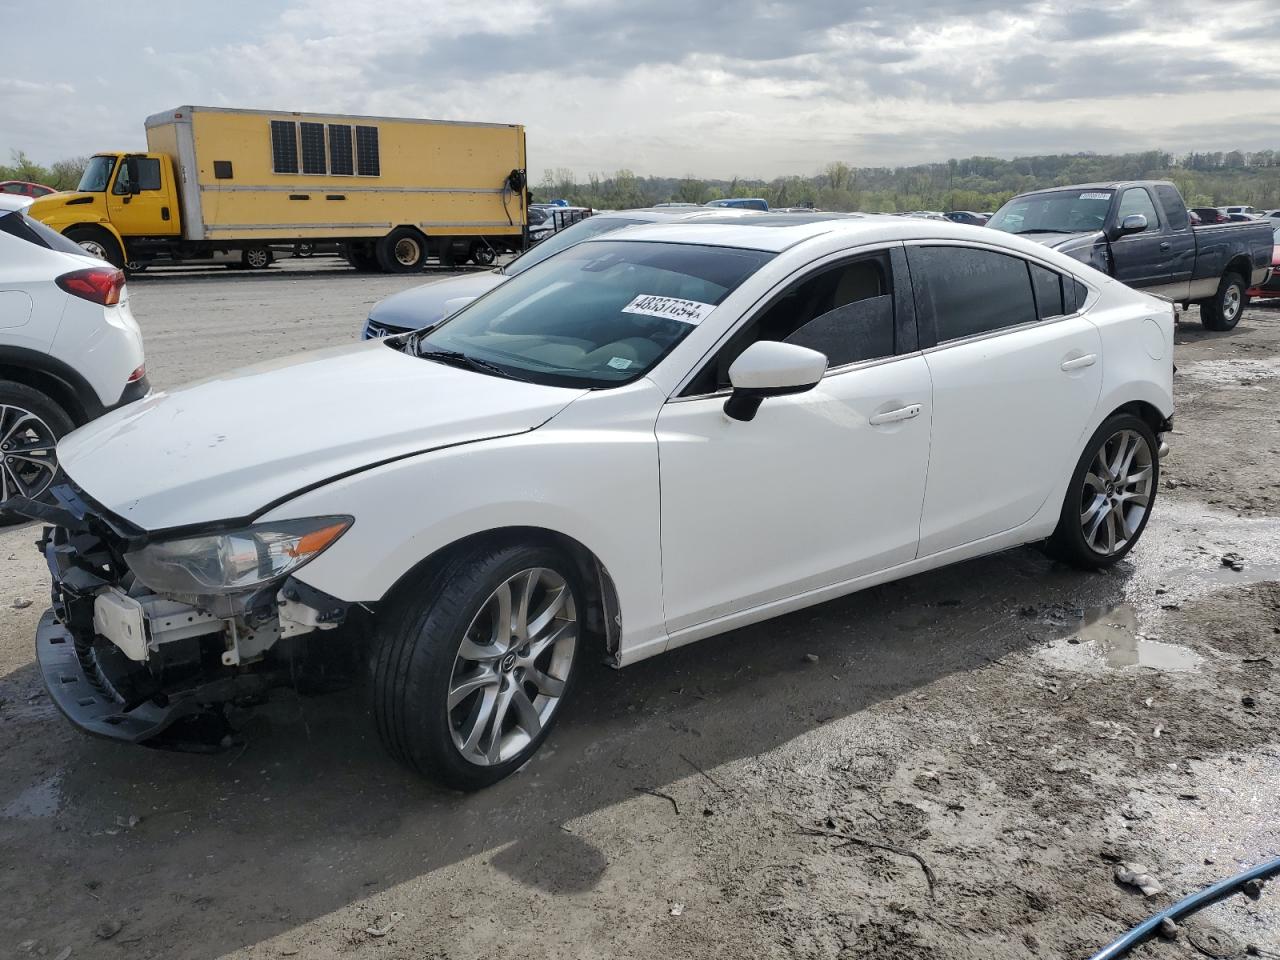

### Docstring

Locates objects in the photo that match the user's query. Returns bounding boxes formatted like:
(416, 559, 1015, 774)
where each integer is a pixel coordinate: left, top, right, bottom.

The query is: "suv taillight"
(56, 267, 125, 306)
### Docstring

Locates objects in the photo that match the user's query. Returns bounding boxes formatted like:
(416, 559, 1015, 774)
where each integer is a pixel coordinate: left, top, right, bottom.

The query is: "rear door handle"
(1060, 354, 1097, 371)
(869, 403, 922, 426)
(1160, 241, 1171, 251)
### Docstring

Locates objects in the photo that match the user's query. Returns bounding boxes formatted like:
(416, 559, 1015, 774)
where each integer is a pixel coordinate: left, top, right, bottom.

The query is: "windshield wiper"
(1013, 228, 1078, 235)
(417, 347, 512, 379)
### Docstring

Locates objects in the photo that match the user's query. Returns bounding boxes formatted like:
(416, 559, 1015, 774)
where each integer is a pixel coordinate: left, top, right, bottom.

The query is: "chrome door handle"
(1160, 241, 1171, 251)
(869, 403, 922, 426)
(1060, 354, 1097, 371)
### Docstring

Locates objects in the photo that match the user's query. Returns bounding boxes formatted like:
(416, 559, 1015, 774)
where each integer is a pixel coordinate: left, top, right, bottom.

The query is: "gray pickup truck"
(988, 180, 1274, 330)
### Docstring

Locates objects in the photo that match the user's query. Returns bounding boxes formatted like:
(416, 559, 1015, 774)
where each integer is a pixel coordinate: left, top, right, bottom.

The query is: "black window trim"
(902, 239, 1094, 352)
(674, 241, 918, 400)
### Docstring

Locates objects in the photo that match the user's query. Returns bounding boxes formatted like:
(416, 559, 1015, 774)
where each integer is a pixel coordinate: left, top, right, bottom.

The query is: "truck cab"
(27, 153, 181, 268)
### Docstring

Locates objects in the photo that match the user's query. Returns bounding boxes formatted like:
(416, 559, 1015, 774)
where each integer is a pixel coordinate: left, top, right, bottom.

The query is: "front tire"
(1200, 272, 1248, 331)
(0, 381, 75, 524)
(1045, 414, 1159, 569)
(469, 241, 497, 267)
(373, 543, 583, 790)
(64, 227, 124, 268)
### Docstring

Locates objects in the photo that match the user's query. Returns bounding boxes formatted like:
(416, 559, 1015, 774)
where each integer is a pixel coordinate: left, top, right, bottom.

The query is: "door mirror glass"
(724, 340, 827, 422)
(1118, 213, 1148, 236)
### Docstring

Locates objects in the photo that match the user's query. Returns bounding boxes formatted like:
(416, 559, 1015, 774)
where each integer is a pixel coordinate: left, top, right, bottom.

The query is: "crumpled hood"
(368, 271, 508, 331)
(57, 340, 585, 531)
(1018, 230, 1103, 257)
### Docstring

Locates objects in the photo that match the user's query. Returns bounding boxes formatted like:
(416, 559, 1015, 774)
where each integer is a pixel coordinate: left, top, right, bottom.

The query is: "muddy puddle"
(1041, 603, 1203, 672)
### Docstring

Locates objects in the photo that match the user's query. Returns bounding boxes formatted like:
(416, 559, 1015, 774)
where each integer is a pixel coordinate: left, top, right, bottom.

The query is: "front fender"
(259, 381, 670, 664)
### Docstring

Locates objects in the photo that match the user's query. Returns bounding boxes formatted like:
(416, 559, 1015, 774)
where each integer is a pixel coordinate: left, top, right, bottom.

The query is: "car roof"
(587, 212, 999, 253)
(0, 194, 33, 212)
(594, 206, 768, 224)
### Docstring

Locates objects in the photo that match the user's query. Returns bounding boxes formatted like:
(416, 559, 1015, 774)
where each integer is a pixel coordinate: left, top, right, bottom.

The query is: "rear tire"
(343, 243, 381, 272)
(1200, 272, 1248, 331)
(0, 381, 75, 525)
(469, 241, 497, 267)
(372, 543, 584, 790)
(375, 228, 428, 273)
(1044, 413, 1159, 569)
(64, 227, 124, 268)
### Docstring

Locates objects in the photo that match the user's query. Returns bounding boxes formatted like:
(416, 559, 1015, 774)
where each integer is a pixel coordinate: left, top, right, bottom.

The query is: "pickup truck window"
(1154, 185, 1190, 230)
(76, 156, 116, 192)
(1117, 188, 1161, 233)
(987, 190, 1112, 235)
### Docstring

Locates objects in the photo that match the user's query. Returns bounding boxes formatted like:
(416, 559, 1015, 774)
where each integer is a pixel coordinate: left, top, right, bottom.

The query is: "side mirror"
(1114, 213, 1147, 237)
(124, 158, 142, 194)
(723, 340, 828, 422)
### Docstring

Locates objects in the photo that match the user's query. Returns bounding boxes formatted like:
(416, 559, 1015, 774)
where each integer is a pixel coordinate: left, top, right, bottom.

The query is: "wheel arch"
(378, 525, 623, 663)
(1224, 254, 1254, 284)
(64, 220, 126, 249)
(1109, 399, 1172, 435)
(0, 348, 100, 424)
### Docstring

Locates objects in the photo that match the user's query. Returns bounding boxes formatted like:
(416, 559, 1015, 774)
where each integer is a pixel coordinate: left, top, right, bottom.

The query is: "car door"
(1153, 184, 1196, 293)
(656, 247, 933, 637)
(906, 243, 1103, 557)
(106, 155, 180, 238)
(1109, 186, 1169, 289)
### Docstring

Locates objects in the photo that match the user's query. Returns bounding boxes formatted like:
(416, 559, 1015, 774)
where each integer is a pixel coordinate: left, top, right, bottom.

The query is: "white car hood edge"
(56, 340, 587, 532)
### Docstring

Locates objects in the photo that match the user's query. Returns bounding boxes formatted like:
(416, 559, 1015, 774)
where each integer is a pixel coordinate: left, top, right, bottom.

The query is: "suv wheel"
(0, 381, 75, 524)
(373, 543, 583, 790)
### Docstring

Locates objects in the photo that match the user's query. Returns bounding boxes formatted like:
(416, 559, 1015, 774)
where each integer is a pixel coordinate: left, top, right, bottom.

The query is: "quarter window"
(1117, 188, 1161, 232)
(687, 254, 895, 394)
(906, 246, 1038, 343)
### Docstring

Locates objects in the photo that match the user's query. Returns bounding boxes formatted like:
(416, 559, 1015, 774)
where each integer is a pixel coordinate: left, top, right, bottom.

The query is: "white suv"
(0, 196, 148, 513)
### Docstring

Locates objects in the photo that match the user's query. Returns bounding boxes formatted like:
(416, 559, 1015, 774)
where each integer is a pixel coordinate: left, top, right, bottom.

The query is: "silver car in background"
(361, 207, 765, 339)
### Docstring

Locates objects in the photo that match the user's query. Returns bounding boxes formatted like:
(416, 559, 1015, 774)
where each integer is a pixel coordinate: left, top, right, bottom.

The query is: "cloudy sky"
(4, 0, 1278, 180)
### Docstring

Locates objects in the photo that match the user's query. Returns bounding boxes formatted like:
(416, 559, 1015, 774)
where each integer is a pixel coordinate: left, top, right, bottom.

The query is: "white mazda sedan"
(12, 214, 1173, 790)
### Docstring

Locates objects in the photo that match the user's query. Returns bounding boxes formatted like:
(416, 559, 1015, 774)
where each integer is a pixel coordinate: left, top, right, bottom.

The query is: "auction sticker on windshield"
(622, 294, 717, 325)
(1079, 192, 1112, 200)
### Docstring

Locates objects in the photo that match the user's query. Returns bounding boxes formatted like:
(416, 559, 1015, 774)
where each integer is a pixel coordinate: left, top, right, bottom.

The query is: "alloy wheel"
(1079, 428, 1154, 556)
(246, 247, 271, 268)
(0, 404, 58, 502)
(447, 567, 577, 766)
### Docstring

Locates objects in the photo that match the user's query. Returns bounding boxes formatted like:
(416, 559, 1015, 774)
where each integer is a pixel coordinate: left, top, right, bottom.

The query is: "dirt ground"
(1, 262, 1278, 960)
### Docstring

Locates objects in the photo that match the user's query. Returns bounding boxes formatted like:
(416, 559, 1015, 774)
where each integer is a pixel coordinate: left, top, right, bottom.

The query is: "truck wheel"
(0, 380, 75, 525)
(376, 228, 428, 273)
(241, 245, 274, 269)
(1200, 272, 1248, 331)
(469, 241, 497, 267)
(372, 542, 584, 790)
(343, 243, 381, 272)
(64, 227, 124, 269)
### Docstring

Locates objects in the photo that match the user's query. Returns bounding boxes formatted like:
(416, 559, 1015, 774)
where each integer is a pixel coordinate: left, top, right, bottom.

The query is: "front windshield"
(76, 156, 116, 193)
(415, 239, 773, 388)
(505, 215, 645, 277)
(988, 189, 1114, 235)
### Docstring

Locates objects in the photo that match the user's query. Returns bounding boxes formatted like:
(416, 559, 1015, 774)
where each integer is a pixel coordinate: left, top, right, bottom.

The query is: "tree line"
(535, 149, 1280, 213)
(6, 147, 1277, 213)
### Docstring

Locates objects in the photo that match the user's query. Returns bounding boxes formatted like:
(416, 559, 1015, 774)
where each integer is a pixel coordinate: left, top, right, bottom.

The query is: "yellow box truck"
(28, 105, 528, 273)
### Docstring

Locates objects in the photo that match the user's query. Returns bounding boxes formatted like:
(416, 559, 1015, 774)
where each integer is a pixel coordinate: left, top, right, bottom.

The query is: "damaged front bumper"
(16, 487, 365, 750)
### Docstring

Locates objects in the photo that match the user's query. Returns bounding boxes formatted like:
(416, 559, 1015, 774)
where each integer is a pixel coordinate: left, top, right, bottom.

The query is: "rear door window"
(906, 246, 1038, 343)
(1154, 185, 1190, 230)
(1030, 263, 1068, 319)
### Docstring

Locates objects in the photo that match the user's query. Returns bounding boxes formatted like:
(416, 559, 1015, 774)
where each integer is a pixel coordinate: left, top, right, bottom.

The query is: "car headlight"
(124, 517, 352, 596)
